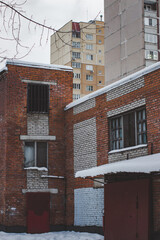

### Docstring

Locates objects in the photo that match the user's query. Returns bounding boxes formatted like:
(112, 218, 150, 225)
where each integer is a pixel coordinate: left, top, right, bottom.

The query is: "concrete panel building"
(104, 0, 159, 85)
(50, 20, 105, 100)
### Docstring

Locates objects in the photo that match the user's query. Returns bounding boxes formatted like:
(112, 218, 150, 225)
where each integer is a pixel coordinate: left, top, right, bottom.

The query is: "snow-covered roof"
(5, 59, 73, 72)
(75, 153, 160, 178)
(65, 61, 160, 110)
(0, 66, 8, 74)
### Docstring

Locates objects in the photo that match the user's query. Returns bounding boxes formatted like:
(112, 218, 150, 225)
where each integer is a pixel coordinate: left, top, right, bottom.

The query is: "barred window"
(27, 84, 49, 113)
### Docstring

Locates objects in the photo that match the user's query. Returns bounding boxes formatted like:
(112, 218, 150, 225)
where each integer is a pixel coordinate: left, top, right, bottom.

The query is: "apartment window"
(98, 29, 102, 33)
(86, 44, 93, 50)
(99, 81, 102, 84)
(109, 108, 147, 150)
(144, 17, 157, 26)
(73, 94, 80, 100)
(145, 33, 157, 43)
(86, 65, 93, 71)
(86, 85, 93, 91)
(27, 84, 49, 113)
(144, 3, 156, 11)
(73, 83, 81, 89)
(99, 50, 102, 54)
(144, 4, 151, 11)
(145, 50, 158, 60)
(24, 142, 47, 168)
(99, 40, 102, 44)
(86, 34, 93, 40)
(86, 54, 93, 61)
(72, 52, 81, 59)
(99, 60, 102, 63)
(98, 70, 102, 75)
(72, 31, 80, 38)
(73, 73, 81, 79)
(72, 41, 80, 48)
(86, 75, 93, 81)
(72, 62, 81, 68)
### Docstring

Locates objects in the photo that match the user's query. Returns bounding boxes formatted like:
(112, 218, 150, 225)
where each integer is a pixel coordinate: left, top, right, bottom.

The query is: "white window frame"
(73, 83, 81, 89)
(145, 33, 157, 43)
(73, 73, 81, 79)
(86, 85, 93, 91)
(72, 41, 81, 48)
(24, 141, 48, 168)
(72, 52, 81, 59)
(73, 94, 80, 100)
(86, 54, 93, 61)
(86, 44, 93, 50)
(86, 65, 93, 71)
(72, 62, 81, 68)
(86, 75, 93, 81)
(145, 50, 158, 60)
(86, 34, 93, 40)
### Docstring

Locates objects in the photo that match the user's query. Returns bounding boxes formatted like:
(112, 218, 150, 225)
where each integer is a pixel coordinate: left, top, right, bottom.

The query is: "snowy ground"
(0, 231, 104, 240)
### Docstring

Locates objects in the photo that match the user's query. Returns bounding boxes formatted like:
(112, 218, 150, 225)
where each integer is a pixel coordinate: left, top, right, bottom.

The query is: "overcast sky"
(0, 0, 104, 67)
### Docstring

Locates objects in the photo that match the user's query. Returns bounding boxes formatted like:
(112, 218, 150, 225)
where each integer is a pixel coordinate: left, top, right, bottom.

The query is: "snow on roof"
(0, 66, 8, 74)
(75, 153, 160, 178)
(65, 61, 160, 110)
(6, 59, 73, 72)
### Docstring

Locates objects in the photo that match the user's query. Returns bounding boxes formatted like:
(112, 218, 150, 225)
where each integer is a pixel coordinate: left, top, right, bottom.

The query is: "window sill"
(108, 144, 148, 154)
(24, 167, 48, 171)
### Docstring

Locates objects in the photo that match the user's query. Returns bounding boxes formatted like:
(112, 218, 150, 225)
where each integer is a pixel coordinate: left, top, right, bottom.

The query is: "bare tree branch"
(0, 0, 102, 63)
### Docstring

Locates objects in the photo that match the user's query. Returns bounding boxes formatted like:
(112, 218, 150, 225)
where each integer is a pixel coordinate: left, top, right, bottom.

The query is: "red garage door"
(104, 179, 150, 240)
(27, 192, 50, 233)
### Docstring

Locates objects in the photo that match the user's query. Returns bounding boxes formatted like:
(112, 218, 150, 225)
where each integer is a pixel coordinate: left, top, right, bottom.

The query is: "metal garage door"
(104, 179, 150, 240)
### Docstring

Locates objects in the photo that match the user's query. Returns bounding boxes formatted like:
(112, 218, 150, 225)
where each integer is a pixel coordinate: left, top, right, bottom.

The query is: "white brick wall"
(27, 169, 48, 190)
(108, 146, 148, 163)
(107, 77, 144, 101)
(73, 98, 95, 115)
(74, 188, 104, 227)
(74, 118, 97, 173)
(107, 98, 146, 117)
(27, 114, 49, 135)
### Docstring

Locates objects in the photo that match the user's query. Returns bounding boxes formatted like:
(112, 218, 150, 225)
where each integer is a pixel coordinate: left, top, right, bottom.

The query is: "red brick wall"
(0, 71, 7, 226)
(65, 68, 160, 229)
(0, 63, 73, 229)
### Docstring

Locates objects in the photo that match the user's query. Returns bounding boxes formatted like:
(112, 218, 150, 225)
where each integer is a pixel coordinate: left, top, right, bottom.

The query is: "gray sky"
(0, 0, 104, 66)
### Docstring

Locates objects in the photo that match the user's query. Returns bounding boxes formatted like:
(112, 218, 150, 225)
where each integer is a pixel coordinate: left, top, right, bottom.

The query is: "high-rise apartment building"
(50, 20, 105, 100)
(104, 0, 159, 85)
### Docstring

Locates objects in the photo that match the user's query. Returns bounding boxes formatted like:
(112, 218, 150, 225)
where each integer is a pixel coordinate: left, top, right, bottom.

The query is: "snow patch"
(75, 153, 160, 178)
(24, 167, 48, 171)
(0, 231, 103, 240)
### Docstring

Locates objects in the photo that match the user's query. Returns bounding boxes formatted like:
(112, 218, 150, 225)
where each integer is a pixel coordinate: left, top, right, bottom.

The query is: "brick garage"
(65, 62, 160, 238)
(0, 60, 72, 232)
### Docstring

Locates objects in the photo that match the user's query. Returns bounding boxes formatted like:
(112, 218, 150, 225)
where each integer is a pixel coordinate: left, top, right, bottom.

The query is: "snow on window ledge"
(108, 144, 148, 154)
(24, 167, 48, 171)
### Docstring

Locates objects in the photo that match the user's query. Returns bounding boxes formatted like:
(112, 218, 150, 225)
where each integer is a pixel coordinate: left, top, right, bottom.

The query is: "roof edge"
(6, 59, 73, 72)
(65, 61, 160, 110)
(0, 66, 8, 74)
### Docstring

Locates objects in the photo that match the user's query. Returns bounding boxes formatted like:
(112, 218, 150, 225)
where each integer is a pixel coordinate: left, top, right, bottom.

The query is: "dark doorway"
(104, 179, 150, 240)
(27, 192, 50, 233)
